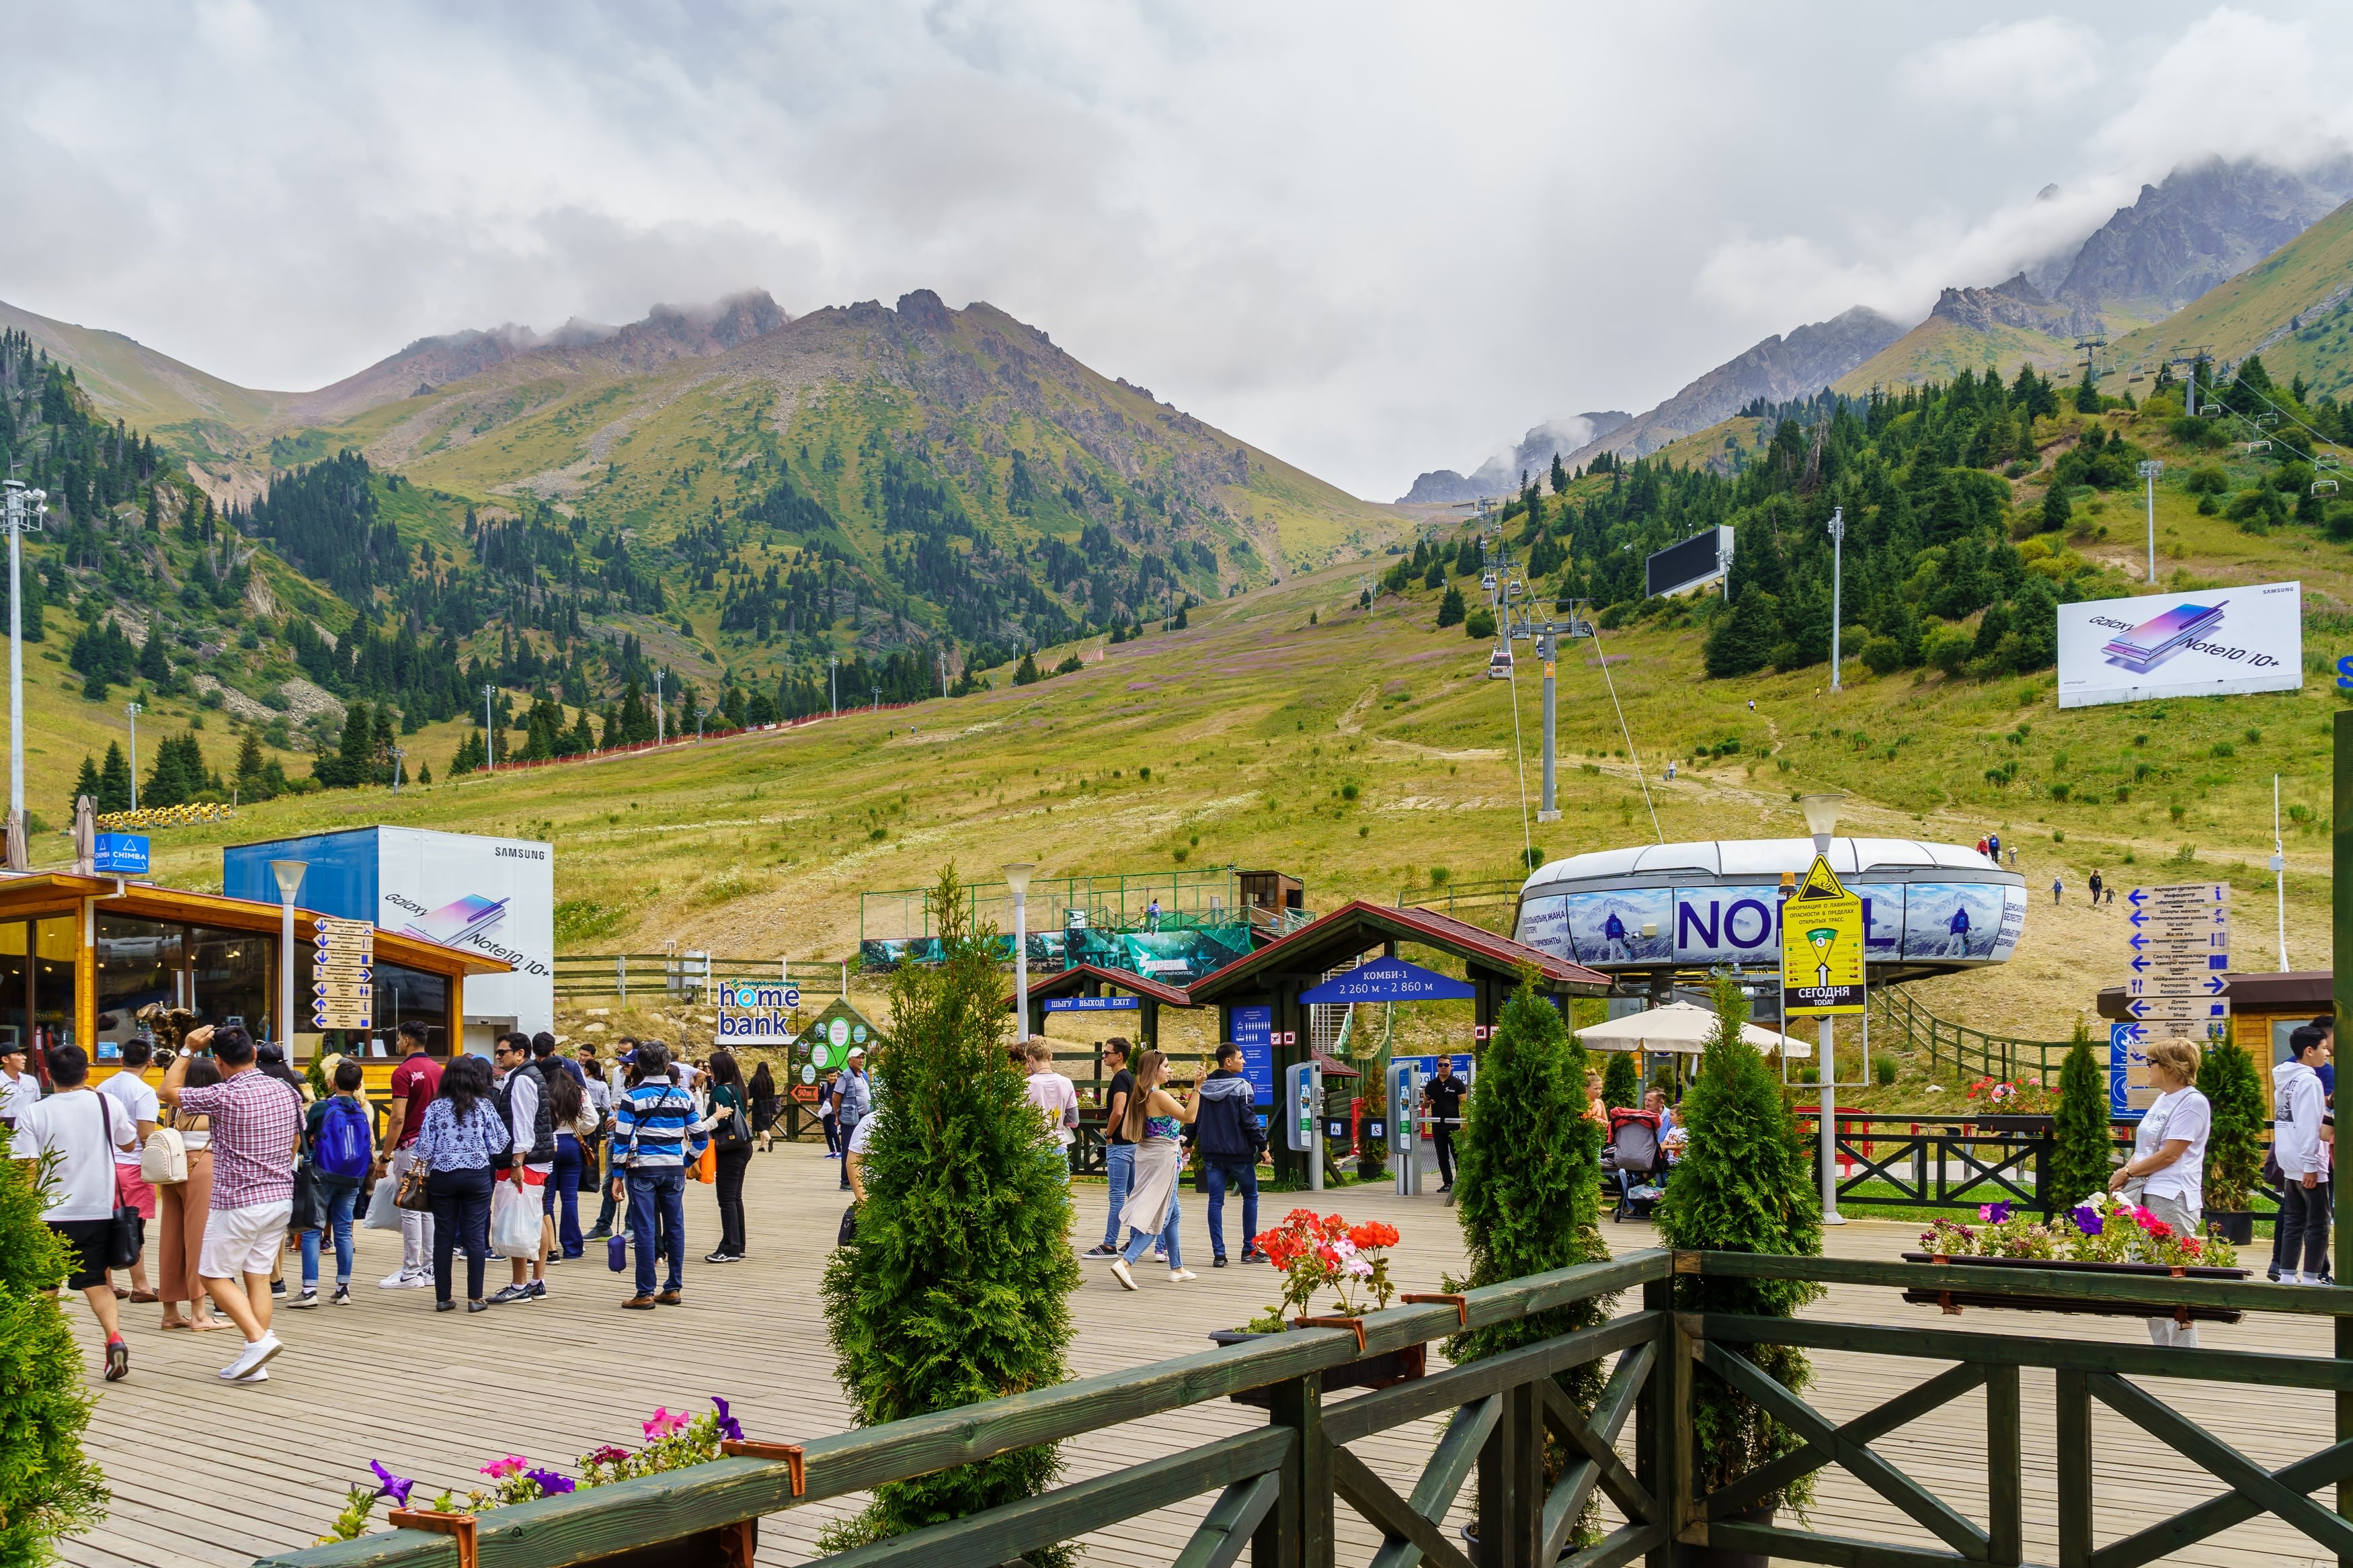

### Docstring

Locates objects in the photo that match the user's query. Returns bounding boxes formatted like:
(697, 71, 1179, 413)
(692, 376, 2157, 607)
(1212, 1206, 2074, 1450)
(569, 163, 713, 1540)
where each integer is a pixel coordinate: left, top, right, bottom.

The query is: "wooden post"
(1479, 1379, 1539, 1568)
(1638, 1276, 1683, 1568)
(1987, 1364, 2022, 1566)
(2055, 1368, 2091, 1568)
(1258, 1372, 1318, 1568)
(2340, 1315, 2353, 1568)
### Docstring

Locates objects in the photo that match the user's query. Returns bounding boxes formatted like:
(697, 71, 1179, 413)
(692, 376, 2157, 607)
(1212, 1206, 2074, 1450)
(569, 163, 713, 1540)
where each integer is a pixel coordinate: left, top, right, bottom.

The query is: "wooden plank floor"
(58, 1145, 2344, 1567)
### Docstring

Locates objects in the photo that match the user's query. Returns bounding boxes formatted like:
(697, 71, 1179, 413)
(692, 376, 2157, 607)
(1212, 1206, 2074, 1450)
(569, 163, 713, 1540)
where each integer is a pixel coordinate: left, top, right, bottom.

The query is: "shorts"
(199, 1200, 294, 1280)
(49, 1218, 112, 1291)
(114, 1162, 156, 1219)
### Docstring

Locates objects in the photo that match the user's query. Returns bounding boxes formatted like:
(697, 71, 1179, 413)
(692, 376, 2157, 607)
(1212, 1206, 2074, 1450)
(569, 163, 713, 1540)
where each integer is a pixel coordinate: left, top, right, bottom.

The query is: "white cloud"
(1898, 18, 2104, 110)
(2, 3, 2350, 501)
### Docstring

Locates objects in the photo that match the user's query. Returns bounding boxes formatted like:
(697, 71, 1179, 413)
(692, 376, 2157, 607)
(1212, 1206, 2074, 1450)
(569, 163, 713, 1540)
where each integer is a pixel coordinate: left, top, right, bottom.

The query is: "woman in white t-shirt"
(2108, 1035, 2212, 1348)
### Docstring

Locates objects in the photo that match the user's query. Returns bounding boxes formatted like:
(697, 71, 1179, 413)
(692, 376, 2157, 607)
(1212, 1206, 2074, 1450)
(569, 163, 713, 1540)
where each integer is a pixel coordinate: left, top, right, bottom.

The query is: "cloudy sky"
(9, 3, 2353, 499)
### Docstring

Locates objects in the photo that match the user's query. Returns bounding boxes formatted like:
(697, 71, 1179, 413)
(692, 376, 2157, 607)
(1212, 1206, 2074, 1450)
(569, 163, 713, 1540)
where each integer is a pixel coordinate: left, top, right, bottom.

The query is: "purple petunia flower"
(370, 1461, 416, 1508)
(2071, 1205, 2103, 1236)
(713, 1396, 744, 1443)
(524, 1469, 577, 1495)
(1979, 1201, 2015, 1225)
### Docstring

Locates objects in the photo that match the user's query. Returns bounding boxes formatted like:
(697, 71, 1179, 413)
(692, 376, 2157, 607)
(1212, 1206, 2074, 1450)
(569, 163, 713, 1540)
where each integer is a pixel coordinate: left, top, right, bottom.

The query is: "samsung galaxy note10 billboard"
(2057, 581, 2302, 709)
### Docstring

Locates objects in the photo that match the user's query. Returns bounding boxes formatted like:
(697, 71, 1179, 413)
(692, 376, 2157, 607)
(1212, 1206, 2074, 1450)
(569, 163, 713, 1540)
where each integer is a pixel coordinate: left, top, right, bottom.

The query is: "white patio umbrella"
(1574, 1000, 1812, 1058)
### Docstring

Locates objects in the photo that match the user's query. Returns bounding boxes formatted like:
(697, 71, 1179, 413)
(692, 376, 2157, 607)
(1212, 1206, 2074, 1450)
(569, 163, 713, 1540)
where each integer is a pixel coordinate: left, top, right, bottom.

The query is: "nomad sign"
(1780, 856, 1865, 1015)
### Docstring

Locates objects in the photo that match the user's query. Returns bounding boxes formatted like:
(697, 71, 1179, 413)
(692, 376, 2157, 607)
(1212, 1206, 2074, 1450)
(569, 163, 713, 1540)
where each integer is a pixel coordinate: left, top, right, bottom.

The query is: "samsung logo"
(495, 847, 547, 860)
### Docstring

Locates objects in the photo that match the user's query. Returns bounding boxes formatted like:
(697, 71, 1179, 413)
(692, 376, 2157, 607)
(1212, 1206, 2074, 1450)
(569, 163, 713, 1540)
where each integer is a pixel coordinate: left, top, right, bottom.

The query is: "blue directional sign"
(2108, 1022, 2146, 1118)
(1041, 995, 1141, 1013)
(92, 833, 149, 875)
(1298, 958, 1474, 1005)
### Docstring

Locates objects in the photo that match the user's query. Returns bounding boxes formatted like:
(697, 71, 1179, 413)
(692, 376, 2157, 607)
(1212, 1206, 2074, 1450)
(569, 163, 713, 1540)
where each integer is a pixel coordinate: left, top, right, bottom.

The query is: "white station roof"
(1523, 837, 2016, 889)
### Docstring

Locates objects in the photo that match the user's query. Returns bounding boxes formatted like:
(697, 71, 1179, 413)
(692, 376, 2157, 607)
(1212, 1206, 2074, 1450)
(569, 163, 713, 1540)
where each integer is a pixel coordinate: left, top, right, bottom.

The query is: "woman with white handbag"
(153, 1057, 223, 1331)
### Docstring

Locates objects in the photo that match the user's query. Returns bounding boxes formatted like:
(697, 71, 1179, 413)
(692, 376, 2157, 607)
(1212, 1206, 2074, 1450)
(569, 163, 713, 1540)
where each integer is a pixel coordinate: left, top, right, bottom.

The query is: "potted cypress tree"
(2196, 1037, 2264, 1245)
(1654, 977, 1822, 1568)
(820, 865, 1082, 1562)
(2046, 1023, 2114, 1210)
(0, 1126, 111, 1561)
(1601, 1045, 1640, 1111)
(1446, 970, 1611, 1560)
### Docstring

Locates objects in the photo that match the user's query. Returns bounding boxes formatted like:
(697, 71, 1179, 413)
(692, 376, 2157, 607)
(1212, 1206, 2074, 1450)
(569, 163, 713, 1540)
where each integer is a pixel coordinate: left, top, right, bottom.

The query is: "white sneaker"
(400, 1270, 433, 1289)
(285, 1290, 319, 1310)
(219, 1333, 282, 1381)
(230, 1367, 270, 1385)
(1168, 1268, 1197, 1283)
(1110, 1260, 1138, 1291)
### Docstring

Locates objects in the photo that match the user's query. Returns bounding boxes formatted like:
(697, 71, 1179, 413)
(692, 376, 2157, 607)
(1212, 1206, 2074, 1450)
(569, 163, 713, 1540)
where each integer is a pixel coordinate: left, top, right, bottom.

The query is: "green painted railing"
(1873, 983, 2076, 1084)
(251, 1250, 2353, 1568)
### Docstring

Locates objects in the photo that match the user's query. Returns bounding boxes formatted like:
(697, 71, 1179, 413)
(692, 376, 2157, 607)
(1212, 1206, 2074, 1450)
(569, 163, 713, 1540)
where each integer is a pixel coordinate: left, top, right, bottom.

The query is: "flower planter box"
(1208, 1327, 1425, 1406)
(1899, 1252, 2247, 1324)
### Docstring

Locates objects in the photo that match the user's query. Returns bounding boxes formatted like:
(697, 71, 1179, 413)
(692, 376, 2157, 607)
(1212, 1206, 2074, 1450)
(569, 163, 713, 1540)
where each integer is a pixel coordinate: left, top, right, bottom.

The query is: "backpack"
(315, 1096, 374, 1183)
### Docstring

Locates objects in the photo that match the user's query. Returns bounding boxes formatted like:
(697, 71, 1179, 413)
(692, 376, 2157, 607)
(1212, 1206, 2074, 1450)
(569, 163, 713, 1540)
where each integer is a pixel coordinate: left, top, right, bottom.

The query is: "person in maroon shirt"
(372, 1020, 441, 1288)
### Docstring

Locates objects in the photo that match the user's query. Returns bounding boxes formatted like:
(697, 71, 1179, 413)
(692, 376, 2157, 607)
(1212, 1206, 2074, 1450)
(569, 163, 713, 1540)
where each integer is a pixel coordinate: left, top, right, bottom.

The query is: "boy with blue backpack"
(291, 1059, 374, 1308)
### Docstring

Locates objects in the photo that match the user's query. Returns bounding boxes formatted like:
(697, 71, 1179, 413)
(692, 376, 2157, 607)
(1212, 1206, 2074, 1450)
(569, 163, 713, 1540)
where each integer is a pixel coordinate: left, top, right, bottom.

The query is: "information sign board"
(2116, 882, 2230, 1110)
(1780, 856, 1865, 1015)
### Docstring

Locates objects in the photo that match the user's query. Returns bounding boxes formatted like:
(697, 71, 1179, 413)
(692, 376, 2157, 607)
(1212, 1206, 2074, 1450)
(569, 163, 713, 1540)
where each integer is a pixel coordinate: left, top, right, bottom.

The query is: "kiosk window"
(189, 925, 271, 1036)
(95, 916, 180, 1058)
(33, 917, 76, 1060)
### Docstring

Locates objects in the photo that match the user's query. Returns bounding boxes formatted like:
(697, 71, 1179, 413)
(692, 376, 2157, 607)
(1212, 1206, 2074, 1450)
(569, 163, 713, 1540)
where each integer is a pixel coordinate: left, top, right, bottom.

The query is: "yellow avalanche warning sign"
(1781, 854, 1865, 1016)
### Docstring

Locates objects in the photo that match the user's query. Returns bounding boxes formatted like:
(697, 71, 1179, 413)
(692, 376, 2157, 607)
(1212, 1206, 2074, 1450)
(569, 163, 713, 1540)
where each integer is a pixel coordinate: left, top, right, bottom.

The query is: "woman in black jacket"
(700, 1050, 754, 1262)
(748, 1061, 781, 1152)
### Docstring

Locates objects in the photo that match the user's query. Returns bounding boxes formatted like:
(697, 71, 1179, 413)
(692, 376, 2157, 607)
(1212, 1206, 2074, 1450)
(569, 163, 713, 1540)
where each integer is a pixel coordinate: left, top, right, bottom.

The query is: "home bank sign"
(711, 981, 801, 1046)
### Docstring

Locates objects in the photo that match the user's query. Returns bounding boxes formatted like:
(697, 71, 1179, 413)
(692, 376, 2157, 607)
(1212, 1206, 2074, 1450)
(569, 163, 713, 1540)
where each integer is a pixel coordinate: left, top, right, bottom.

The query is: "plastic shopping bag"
(491, 1178, 541, 1259)
(362, 1175, 401, 1231)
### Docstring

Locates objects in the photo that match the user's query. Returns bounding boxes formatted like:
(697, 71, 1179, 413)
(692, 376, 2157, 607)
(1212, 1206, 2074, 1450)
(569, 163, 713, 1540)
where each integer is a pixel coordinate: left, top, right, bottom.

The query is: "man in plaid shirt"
(161, 1024, 303, 1384)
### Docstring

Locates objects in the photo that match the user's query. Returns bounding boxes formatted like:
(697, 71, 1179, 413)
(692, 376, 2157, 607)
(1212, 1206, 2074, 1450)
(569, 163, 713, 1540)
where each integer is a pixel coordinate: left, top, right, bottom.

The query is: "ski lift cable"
(1585, 616, 1665, 845)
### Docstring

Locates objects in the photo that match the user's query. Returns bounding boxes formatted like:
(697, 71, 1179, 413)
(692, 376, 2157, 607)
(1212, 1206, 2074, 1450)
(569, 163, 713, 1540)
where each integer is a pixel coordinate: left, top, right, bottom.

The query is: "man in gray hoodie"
(1193, 1044, 1267, 1268)
(2274, 1025, 2332, 1284)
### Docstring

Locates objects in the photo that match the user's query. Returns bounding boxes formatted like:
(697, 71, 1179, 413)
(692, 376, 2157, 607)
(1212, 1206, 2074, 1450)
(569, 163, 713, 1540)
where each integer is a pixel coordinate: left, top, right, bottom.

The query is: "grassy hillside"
(82, 383, 2348, 1047)
(1835, 315, 2078, 396)
(0, 299, 284, 458)
(2104, 198, 2353, 399)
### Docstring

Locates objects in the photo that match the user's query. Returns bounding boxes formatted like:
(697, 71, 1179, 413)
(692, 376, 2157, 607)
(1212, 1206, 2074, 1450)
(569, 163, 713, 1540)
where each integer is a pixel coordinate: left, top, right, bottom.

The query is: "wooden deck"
(60, 1145, 2342, 1567)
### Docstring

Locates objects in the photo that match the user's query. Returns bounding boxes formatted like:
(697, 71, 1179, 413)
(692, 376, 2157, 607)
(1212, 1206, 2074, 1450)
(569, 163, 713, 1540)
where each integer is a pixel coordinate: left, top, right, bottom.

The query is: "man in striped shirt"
(610, 1040, 694, 1309)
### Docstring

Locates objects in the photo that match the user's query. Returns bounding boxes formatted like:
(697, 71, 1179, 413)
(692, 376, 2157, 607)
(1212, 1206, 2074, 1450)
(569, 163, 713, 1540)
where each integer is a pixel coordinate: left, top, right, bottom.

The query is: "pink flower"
(480, 1456, 527, 1479)
(643, 1408, 690, 1439)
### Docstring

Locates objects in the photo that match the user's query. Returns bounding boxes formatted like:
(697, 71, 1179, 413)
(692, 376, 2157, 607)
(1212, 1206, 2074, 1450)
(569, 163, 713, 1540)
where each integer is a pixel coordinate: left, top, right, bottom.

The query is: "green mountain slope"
(2104, 198, 2353, 397)
(0, 298, 284, 456)
(1835, 311, 2079, 397)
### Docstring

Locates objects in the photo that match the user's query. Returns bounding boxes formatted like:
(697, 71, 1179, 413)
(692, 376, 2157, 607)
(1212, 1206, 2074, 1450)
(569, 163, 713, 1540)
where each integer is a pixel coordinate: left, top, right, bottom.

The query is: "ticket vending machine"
(1284, 1059, 1322, 1192)
(1389, 1060, 1425, 1197)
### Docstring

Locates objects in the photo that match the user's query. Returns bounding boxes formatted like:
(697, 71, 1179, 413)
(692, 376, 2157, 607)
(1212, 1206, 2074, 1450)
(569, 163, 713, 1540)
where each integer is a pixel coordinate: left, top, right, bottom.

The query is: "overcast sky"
(9, 3, 2353, 499)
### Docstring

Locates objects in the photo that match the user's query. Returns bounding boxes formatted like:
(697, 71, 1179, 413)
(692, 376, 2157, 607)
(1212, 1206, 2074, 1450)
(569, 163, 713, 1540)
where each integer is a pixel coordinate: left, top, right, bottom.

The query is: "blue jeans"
(1120, 1192, 1183, 1269)
(627, 1166, 688, 1295)
(1101, 1143, 1135, 1248)
(545, 1134, 585, 1255)
(1205, 1161, 1259, 1262)
(300, 1184, 359, 1288)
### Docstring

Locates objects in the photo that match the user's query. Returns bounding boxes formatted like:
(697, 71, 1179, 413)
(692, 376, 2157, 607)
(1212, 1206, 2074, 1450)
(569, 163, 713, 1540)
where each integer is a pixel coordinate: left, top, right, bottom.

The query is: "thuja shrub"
(821, 864, 1081, 1563)
(1447, 971, 1610, 1374)
(0, 1126, 110, 1562)
(1654, 977, 1823, 1513)
(2196, 1037, 2264, 1216)
(1600, 1047, 1640, 1111)
(2048, 1022, 2114, 1208)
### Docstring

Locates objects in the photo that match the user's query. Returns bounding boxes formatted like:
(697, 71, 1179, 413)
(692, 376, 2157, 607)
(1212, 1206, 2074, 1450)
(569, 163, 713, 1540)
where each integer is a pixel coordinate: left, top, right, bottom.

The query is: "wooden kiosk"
(0, 870, 510, 1099)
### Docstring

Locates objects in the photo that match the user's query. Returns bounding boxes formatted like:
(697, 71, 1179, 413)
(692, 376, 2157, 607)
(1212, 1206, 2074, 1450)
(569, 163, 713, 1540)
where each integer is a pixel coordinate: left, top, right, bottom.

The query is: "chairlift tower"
(1529, 601, 1596, 822)
(1, 479, 46, 860)
(2136, 460, 2163, 584)
(1825, 507, 1845, 692)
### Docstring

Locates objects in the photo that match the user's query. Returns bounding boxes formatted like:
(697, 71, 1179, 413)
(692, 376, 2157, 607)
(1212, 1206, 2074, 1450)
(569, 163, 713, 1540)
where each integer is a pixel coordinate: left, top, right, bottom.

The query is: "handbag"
(713, 1089, 751, 1152)
(395, 1158, 432, 1212)
(363, 1171, 402, 1230)
(289, 1159, 325, 1234)
(607, 1230, 629, 1272)
(91, 1097, 143, 1269)
(837, 1204, 857, 1247)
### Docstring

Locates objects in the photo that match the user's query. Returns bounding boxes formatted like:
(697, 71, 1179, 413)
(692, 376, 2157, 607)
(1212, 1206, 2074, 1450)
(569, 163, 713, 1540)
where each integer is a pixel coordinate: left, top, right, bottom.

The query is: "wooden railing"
(551, 954, 849, 1003)
(1872, 985, 2075, 1083)
(250, 1250, 2353, 1568)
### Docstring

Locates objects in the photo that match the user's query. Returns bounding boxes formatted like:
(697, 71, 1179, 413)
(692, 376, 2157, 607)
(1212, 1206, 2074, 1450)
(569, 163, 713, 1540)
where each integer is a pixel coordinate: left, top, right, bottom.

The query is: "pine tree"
(2196, 1038, 2263, 1216)
(1702, 588, 1781, 677)
(0, 1117, 110, 1559)
(96, 742, 131, 814)
(1654, 977, 1822, 1508)
(1012, 651, 1041, 686)
(2042, 483, 2071, 533)
(234, 732, 272, 802)
(143, 735, 190, 808)
(821, 865, 1078, 1557)
(1447, 973, 1610, 1387)
(2048, 1024, 2113, 1207)
(1600, 1048, 1640, 1112)
(136, 629, 171, 690)
(2074, 364, 2100, 417)
(1436, 585, 1466, 628)
(70, 755, 100, 818)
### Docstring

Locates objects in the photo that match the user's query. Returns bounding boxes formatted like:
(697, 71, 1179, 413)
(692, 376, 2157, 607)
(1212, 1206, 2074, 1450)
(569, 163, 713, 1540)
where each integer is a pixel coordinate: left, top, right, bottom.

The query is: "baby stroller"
(1601, 1109, 1664, 1221)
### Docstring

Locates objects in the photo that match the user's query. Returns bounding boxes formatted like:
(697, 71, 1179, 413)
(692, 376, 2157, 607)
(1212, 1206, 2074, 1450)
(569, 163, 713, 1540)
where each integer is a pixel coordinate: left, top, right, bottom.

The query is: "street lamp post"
(1826, 507, 1845, 692)
(1798, 791, 1847, 1226)
(270, 859, 306, 1046)
(1003, 863, 1036, 1038)
(125, 702, 143, 811)
(3, 481, 46, 864)
(652, 669, 664, 747)
(2137, 460, 2164, 584)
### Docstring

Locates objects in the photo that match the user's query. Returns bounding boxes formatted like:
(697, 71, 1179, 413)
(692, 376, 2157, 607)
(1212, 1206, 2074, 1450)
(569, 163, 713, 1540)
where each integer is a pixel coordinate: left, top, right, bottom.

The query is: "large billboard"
(1645, 526, 1733, 598)
(2057, 581, 2302, 709)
